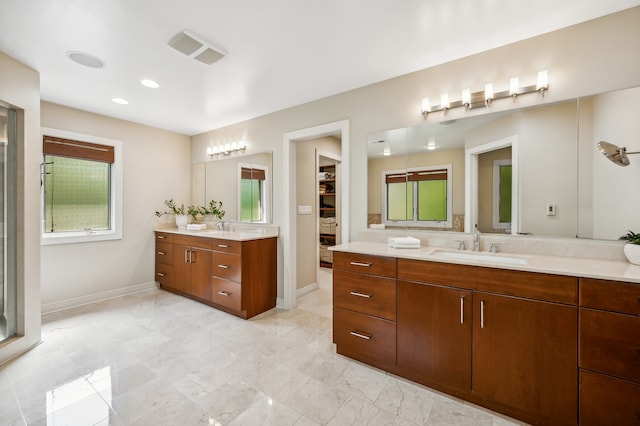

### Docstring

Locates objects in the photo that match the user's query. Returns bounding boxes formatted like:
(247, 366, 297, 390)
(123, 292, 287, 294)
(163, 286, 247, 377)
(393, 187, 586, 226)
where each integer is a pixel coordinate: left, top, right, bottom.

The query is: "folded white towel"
(186, 223, 207, 231)
(388, 236, 421, 249)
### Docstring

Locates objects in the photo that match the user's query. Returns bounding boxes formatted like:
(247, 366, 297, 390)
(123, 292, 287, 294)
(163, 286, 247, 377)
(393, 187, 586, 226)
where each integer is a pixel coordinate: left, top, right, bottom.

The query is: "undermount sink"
(431, 250, 527, 265)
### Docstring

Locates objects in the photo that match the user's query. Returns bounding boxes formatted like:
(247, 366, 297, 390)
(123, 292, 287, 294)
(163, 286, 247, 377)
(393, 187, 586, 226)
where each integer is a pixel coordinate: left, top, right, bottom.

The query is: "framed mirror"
(192, 151, 273, 223)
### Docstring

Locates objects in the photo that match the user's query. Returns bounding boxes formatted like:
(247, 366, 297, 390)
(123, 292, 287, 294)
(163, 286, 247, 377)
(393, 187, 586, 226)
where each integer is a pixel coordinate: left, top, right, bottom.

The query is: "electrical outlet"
(546, 204, 556, 216)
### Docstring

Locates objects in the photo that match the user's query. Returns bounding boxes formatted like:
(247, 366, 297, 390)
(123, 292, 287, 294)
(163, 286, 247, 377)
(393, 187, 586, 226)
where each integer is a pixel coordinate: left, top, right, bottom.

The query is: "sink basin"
(431, 250, 527, 265)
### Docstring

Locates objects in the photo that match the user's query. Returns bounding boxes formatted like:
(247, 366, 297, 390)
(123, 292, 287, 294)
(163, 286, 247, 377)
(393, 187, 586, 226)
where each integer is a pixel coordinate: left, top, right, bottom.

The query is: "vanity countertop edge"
(154, 227, 278, 242)
(330, 241, 640, 284)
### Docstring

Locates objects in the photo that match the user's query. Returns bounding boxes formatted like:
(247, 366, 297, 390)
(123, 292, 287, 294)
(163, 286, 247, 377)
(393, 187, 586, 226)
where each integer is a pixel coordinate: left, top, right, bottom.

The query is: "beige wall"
(0, 51, 41, 364)
(296, 136, 341, 289)
(40, 102, 190, 310)
(191, 7, 640, 300)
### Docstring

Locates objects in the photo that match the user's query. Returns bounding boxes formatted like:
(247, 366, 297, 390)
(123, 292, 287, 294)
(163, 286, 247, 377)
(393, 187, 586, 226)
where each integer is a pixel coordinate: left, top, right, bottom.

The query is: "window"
(492, 159, 512, 230)
(383, 165, 452, 228)
(41, 128, 122, 245)
(238, 164, 267, 222)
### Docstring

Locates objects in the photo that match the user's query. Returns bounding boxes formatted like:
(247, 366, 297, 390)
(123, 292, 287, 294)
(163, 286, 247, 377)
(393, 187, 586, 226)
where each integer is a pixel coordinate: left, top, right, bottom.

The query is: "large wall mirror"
(367, 85, 640, 240)
(192, 152, 273, 223)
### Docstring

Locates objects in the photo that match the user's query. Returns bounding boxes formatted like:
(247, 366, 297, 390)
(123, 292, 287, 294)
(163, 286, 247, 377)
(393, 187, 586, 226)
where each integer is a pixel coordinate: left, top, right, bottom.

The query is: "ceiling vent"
(168, 30, 226, 65)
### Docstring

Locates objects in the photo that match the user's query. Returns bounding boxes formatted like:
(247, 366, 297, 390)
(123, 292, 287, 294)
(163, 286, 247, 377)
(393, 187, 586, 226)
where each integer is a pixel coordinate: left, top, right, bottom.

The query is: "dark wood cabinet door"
(172, 243, 192, 294)
(472, 292, 578, 425)
(580, 370, 640, 426)
(190, 247, 212, 301)
(397, 280, 472, 393)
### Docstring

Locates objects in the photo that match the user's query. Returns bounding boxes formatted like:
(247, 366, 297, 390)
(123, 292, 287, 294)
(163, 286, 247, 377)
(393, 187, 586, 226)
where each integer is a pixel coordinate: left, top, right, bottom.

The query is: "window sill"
(41, 230, 122, 246)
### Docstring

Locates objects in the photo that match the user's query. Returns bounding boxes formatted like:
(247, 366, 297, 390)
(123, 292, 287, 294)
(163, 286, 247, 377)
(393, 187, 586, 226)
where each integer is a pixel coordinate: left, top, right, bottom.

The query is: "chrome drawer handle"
(218, 291, 231, 296)
(218, 244, 230, 248)
(217, 264, 230, 269)
(157, 272, 165, 277)
(157, 235, 166, 239)
(350, 261, 371, 267)
(157, 251, 166, 255)
(350, 291, 372, 299)
(350, 330, 372, 340)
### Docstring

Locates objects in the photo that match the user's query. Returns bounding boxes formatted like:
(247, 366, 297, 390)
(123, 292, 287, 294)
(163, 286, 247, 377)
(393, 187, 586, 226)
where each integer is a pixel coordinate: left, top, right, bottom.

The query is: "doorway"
(283, 120, 349, 309)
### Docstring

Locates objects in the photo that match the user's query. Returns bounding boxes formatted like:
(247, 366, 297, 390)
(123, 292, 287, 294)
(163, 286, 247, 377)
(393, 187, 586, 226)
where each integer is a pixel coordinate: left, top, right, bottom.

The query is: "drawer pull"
(157, 251, 166, 255)
(218, 244, 230, 248)
(350, 330, 372, 340)
(350, 291, 372, 299)
(350, 261, 371, 267)
(218, 291, 231, 297)
(157, 272, 165, 277)
(157, 235, 166, 239)
(217, 264, 230, 269)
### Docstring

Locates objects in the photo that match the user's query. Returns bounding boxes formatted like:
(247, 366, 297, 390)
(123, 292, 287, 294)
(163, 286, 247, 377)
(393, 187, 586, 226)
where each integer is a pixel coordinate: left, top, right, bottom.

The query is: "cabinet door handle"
(218, 291, 231, 296)
(190, 251, 195, 263)
(350, 261, 371, 267)
(157, 251, 165, 255)
(218, 244, 230, 248)
(184, 250, 189, 263)
(217, 264, 230, 269)
(480, 300, 485, 329)
(157, 272, 165, 277)
(350, 330, 372, 340)
(460, 296, 465, 324)
(350, 291, 372, 299)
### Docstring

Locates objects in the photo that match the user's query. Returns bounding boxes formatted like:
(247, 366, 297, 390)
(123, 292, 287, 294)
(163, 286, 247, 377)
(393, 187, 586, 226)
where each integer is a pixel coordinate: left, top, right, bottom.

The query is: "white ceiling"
(1, 1, 638, 136)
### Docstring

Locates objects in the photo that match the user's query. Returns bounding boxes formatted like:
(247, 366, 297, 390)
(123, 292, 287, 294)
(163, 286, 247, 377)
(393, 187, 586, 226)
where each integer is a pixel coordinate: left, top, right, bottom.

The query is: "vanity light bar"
(422, 70, 548, 117)
(207, 141, 246, 159)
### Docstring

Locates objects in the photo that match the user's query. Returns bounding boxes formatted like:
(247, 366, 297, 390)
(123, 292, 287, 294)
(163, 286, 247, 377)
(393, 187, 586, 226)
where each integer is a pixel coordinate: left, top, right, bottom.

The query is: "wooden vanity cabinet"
(332, 251, 397, 369)
(578, 278, 640, 425)
(155, 232, 277, 319)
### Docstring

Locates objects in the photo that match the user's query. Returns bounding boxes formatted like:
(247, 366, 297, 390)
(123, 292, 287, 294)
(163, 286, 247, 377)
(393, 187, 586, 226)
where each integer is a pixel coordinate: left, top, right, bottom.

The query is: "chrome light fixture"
(207, 141, 246, 159)
(597, 141, 639, 167)
(421, 70, 549, 117)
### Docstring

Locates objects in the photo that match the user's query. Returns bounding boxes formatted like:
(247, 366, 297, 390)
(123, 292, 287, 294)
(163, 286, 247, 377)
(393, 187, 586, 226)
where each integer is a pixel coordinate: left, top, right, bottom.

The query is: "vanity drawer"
(333, 307, 396, 366)
(579, 308, 640, 383)
(333, 252, 396, 278)
(155, 232, 174, 243)
(155, 242, 173, 266)
(211, 252, 242, 282)
(210, 278, 242, 311)
(155, 263, 173, 287)
(173, 234, 212, 249)
(580, 277, 640, 315)
(580, 370, 640, 426)
(333, 270, 397, 321)
(211, 238, 242, 255)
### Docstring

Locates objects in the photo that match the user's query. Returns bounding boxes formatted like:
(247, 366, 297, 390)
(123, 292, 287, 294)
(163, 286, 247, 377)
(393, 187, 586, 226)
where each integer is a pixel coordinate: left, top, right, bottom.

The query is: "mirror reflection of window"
(239, 165, 267, 222)
(383, 165, 452, 228)
(493, 159, 512, 230)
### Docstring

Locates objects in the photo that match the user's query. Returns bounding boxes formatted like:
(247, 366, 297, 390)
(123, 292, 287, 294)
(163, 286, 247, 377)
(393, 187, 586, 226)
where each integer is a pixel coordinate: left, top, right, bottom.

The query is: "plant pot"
(623, 243, 640, 266)
(175, 214, 190, 230)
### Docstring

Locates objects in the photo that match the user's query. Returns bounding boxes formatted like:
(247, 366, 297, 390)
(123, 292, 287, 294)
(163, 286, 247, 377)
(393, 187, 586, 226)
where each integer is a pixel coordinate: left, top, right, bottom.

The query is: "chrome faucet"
(473, 225, 480, 251)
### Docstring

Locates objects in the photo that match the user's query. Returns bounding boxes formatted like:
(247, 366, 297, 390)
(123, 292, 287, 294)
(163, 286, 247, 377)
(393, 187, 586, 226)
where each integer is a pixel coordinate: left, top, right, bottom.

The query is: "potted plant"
(155, 199, 199, 229)
(199, 200, 225, 222)
(619, 230, 640, 265)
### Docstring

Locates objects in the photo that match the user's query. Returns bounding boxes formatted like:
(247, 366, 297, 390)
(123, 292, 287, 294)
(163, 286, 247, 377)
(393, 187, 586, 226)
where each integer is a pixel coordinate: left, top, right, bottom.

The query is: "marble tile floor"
(0, 288, 529, 426)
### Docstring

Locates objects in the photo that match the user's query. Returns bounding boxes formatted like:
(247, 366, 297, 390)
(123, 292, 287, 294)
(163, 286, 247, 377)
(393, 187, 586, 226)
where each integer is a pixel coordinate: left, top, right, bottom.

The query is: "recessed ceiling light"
(67, 51, 105, 69)
(141, 79, 159, 88)
(112, 98, 129, 105)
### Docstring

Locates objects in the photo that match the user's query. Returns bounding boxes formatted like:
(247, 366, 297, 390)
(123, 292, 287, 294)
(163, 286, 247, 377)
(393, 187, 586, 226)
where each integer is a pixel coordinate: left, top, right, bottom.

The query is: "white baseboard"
(42, 281, 159, 316)
(296, 282, 318, 298)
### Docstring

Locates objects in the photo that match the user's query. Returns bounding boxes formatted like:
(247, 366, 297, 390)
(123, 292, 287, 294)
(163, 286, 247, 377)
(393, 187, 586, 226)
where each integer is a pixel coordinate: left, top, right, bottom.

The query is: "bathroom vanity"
(155, 228, 277, 319)
(331, 242, 640, 426)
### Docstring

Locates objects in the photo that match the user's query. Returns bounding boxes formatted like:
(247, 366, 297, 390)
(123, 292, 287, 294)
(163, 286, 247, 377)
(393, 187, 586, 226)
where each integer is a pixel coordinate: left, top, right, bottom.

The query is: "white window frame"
(40, 127, 123, 245)
(382, 164, 453, 228)
(237, 162, 269, 223)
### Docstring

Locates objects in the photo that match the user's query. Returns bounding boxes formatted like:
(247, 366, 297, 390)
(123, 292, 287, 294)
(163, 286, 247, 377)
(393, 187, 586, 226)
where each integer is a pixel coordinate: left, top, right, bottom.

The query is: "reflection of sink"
(432, 250, 527, 265)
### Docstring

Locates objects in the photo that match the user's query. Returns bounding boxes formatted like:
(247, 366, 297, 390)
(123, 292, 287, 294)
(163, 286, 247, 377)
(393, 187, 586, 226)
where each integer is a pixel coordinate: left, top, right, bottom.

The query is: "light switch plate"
(298, 205, 312, 215)
(546, 204, 556, 216)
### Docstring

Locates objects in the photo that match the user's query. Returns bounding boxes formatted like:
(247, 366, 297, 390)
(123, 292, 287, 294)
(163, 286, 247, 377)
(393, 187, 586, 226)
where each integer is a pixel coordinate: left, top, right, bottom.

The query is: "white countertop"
(330, 241, 640, 284)
(155, 227, 278, 242)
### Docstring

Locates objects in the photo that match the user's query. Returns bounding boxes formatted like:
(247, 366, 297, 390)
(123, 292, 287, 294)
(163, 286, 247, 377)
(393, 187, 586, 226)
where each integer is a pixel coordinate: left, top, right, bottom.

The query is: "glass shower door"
(1, 105, 17, 343)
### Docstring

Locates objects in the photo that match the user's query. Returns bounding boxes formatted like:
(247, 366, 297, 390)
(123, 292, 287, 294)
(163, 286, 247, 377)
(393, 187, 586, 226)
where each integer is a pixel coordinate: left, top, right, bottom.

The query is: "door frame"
(282, 120, 349, 309)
